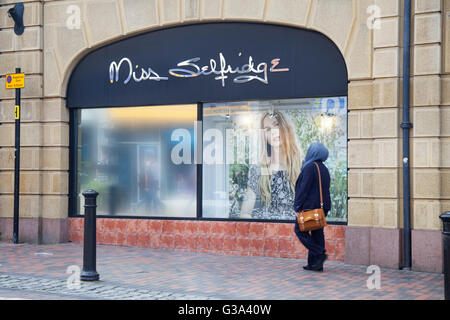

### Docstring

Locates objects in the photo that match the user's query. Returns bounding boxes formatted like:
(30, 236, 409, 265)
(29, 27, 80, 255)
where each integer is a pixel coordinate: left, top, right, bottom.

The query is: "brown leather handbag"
(296, 162, 327, 232)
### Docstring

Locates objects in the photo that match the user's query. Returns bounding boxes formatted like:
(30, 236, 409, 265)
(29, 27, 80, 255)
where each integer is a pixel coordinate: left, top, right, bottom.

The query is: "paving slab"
(0, 242, 444, 300)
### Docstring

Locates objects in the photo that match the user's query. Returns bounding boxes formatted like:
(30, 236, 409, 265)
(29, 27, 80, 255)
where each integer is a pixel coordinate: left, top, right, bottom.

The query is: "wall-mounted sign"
(109, 54, 289, 87)
(5, 73, 25, 89)
(67, 23, 348, 109)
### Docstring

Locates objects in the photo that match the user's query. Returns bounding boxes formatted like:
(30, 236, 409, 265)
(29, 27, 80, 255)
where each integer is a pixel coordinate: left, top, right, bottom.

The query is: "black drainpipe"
(401, 0, 413, 270)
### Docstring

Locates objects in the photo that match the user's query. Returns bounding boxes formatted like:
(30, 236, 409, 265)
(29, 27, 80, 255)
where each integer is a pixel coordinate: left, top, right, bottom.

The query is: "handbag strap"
(313, 162, 323, 209)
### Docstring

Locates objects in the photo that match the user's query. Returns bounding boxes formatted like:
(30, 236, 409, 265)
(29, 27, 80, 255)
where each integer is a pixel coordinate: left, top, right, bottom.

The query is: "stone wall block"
(348, 110, 374, 139)
(441, 138, 450, 167)
(413, 169, 441, 199)
(183, 0, 200, 21)
(413, 138, 441, 168)
(159, 0, 181, 24)
(122, 0, 159, 33)
(361, 170, 374, 197)
(0, 26, 42, 52)
(19, 171, 41, 194)
(348, 170, 361, 197)
(223, 0, 265, 20)
(373, 47, 399, 78)
(373, 199, 399, 228)
(348, 199, 374, 227)
(374, 0, 400, 17)
(348, 81, 373, 110)
(372, 109, 398, 138)
(347, 18, 373, 80)
(0, 28, 14, 51)
(444, 10, 450, 73)
(0, 196, 13, 218)
(373, 139, 398, 167)
(41, 195, 69, 219)
(413, 200, 442, 230)
(265, 0, 311, 26)
(414, 44, 441, 75)
(16, 26, 42, 51)
(0, 125, 14, 147)
(43, 123, 70, 147)
(441, 107, 450, 137)
(200, 0, 222, 19)
(42, 98, 69, 123)
(0, 172, 14, 194)
(348, 112, 361, 139)
(442, 76, 450, 106)
(41, 147, 69, 170)
(18, 195, 41, 219)
(0, 51, 42, 76)
(0, 148, 14, 170)
(374, 17, 399, 48)
(42, 171, 69, 195)
(414, 13, 442, 45)
(44, 49, 62, 98)
(373, 78, 399, 108)
(415, 0, 441, 14)
(310, 0, 353, 54)
(21, 123, 42, 147)
(442, 169, 450, 198)
(372, 169, 398, 198)
(84, 0, 123, 46)
(413, 75, 441, 107)
(412, 107, 441, 137)
(349, 140, 373, 168)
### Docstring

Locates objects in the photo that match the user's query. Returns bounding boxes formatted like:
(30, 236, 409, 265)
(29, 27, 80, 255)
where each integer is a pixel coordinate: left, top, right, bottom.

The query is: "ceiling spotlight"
(225, 108, 230, 119)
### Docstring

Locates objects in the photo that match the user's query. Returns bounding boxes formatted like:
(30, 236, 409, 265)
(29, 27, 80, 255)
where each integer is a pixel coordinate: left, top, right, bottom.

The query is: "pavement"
(0, 242, 445, 300)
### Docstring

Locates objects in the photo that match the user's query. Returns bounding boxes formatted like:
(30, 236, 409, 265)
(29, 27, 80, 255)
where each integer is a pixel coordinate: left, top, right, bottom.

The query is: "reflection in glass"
(77, 105, 197, 217)
(202, 98, 348, 222)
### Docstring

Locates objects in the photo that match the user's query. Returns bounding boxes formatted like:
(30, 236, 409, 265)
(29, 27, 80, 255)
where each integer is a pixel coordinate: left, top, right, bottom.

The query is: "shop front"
(2, 0, 448, 273)
(66, 22, 348, 260)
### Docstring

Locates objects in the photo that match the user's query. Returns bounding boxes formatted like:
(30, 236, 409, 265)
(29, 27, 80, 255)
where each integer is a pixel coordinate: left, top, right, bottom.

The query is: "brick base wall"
(68, 218, 345, 261)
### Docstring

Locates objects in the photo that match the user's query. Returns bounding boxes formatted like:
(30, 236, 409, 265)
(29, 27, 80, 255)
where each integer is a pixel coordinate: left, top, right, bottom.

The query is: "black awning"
(67, 22, 348, 109)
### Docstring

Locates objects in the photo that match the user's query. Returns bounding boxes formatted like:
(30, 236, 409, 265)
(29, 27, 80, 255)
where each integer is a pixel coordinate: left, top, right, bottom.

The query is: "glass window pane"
(77, 105, 197, 218)
(202, 98, 348, 222)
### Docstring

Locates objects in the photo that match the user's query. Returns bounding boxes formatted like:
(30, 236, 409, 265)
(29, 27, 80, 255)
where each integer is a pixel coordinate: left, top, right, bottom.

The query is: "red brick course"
(68, 218, 346, 261)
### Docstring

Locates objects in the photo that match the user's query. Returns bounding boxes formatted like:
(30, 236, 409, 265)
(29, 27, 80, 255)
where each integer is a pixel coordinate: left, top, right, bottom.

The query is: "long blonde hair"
(258, 110, 302, 207)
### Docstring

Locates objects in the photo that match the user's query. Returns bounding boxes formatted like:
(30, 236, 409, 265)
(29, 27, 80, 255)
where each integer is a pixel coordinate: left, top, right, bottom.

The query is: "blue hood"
(301, 142, 329, 171)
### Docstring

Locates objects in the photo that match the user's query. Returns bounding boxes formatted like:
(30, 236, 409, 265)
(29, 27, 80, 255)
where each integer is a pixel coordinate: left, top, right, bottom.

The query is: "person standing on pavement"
(293, 142, 331, 272)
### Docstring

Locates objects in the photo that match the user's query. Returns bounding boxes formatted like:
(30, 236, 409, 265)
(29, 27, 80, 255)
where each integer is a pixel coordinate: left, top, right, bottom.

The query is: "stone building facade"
(0, 0, 448, 273)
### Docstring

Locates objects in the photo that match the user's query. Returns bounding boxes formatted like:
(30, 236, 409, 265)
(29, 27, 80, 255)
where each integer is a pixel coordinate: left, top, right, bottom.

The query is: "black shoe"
(303, 252, 320, 271)
(311, 253, 328, 269)
(303, 265, 323, 272)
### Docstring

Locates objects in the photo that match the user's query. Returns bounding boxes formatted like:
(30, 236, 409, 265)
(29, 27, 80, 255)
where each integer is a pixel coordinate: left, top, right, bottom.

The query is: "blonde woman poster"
(239, 110, 302, 220)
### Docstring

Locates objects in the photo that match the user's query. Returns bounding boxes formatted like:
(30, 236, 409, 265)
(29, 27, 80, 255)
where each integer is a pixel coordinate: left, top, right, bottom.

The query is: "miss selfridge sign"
(109, 54, 289, 87)
(67, 23, 347, 108)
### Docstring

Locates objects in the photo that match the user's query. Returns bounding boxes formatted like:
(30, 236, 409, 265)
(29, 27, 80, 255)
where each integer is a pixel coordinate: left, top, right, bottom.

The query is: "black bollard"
(81, 189, 100, 281)
(440, 211, 450, 300)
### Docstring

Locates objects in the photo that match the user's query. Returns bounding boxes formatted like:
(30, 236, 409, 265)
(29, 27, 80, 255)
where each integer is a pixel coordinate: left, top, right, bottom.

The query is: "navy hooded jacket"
(293, 160, 331, 215)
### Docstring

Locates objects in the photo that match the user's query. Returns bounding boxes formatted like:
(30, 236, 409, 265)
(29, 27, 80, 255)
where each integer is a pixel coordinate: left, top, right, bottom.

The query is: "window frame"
(68, 99, 348, 226)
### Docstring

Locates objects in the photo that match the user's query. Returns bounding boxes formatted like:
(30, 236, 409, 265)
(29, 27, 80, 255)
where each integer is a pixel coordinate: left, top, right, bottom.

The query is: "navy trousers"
(294, 219, 326, 264)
